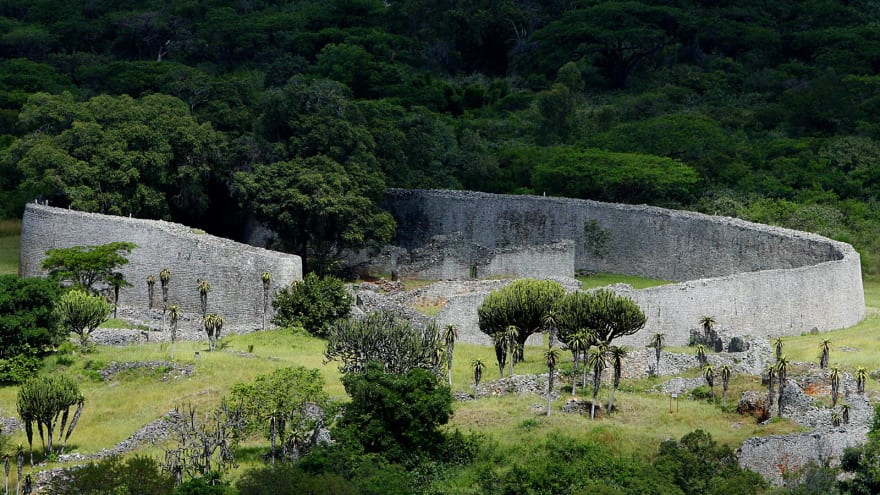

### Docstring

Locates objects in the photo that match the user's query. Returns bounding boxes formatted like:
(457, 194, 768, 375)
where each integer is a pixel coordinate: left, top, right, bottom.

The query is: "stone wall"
(386, 190, 865, 346)
(350, 233, 574, 280)
(19, 204, 302, 329)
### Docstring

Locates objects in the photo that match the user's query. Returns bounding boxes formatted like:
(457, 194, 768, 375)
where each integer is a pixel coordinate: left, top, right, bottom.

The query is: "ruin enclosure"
(19, 204, 302, 329)
(381, 189, 865, 346)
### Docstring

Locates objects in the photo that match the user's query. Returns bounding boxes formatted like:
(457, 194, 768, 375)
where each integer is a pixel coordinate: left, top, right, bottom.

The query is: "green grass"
(98, 318, 151, 330)
(577, 272, 671, 289)
(0, 235, 19, 276)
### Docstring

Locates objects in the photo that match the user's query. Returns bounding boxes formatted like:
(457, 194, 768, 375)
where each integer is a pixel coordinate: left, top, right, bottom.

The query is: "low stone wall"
(19, 204, 302, 329)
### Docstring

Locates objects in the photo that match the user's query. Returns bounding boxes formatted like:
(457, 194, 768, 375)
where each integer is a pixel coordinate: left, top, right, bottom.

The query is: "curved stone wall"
(19, 204, 302, 329)
(386, 189, 865, 346)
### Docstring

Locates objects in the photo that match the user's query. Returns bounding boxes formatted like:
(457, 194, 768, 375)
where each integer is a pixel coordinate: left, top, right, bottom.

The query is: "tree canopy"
(40, 242, 136, 294)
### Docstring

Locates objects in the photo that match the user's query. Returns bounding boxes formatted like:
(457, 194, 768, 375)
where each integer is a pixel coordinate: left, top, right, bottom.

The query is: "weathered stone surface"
(20, 204, 302, 330)
(729, 337, 747, 353)
(737, 391, 771, 422)
(379, 189, 865, 346)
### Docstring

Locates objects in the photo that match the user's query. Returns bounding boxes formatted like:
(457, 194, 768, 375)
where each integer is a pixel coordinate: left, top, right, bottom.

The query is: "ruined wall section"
(20, 204, 302, 329)
(384, 189, 844, 281)
(392, 190, 864, 346)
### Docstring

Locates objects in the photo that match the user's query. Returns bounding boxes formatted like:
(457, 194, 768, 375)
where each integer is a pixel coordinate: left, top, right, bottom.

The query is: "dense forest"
(3, 0, 880, 272)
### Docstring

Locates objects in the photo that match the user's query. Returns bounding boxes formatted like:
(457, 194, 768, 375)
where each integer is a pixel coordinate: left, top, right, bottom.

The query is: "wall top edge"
(385, 188, 858, 260)
(23, 203, 301, 263)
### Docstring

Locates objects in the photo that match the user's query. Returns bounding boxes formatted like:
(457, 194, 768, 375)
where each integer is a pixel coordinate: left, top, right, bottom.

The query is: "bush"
(272, 272, 353, 337)
(0, 275, 64, 363)
(45, 455, 174, 495)
(0, 353, 42, 384)
(336, 363, 452, 466)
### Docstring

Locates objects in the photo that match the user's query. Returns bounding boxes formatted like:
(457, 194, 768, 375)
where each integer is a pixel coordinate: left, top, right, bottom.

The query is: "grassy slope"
(0, 235, 19, 276)
(0, 234, 874, 487)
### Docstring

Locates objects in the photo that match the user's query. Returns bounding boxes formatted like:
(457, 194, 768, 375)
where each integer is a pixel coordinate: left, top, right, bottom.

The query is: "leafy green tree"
(324, 311, 442, 375)
(17, 374, 84, 463)
(229, 367, 329, 464)
(41, 242, 136, 294)
(56, 289, 110, 348)
(478, 279, 564, 373)
(6, 92, 228, 224)
(234, 155, 395, 274)
(526, 146, 699, 205)
(0, 275, 63, 361)
(556, 289, 647, 346)
(654, 430, 767, 495)
(337, 362, 452, 465)
(44, 455, 174, 495)
(272, 273, 353, 337)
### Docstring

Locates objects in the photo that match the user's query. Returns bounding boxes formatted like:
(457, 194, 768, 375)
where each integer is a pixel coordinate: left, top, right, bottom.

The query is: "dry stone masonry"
(20, 203, 302, 329)
(381, 189, 866, 346)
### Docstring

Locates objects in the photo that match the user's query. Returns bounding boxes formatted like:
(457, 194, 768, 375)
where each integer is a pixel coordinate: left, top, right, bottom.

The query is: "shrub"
(0, 275, 64, 362)
(45, 455, 174, 495)
(272, 272, 352, 337)
(0, 354, 42, 384)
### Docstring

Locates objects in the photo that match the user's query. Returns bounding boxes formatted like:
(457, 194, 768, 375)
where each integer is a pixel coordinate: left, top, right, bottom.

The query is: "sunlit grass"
(577, 272, 671, 290)
(0, 235, 19, 275)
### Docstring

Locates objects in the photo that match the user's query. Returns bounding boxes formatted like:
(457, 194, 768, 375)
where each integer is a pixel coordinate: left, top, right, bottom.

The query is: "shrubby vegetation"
(271, 272, 352, 336)
(0, 275, 62, 383)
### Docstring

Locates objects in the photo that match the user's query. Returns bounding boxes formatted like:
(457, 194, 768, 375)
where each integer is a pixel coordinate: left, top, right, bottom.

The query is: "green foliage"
(555, 289, 647, 346)
(272, 272, 353, 337)
(0, 275, 63, 360)
(337, 362, 452, 466)
(56, 288, 110, 348)
(45, 455, 174, 495)
(234, 154, 395, 274)
(478, 278, 564, 349)
(524, 146, 700, 205)
(0, 353, 41, 385)
(325, 310, 442, 375)
(41, 242, 136, 294)
(17, 374, 84, 459)
(654, 430, 766, 495)
(228, 366, 329, 461)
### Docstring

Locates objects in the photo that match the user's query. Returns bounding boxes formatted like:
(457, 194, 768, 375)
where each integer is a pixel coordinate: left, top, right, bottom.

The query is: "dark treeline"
(3, 0, 880, 271)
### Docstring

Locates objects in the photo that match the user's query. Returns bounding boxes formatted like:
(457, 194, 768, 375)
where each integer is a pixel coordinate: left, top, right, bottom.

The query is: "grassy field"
(0, 219, 20, 275)
(0, 230, 877, 487)
(577, 272, 670, 289)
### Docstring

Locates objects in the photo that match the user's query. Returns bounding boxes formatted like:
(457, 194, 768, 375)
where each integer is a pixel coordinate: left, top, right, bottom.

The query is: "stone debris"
(98, 361, 193, 381)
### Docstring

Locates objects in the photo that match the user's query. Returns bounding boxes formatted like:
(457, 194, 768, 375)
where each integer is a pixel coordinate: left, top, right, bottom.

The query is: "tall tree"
(555, 289, 646, 347)
(235, 155, 395, 274)
(545, 348, 560, 416)
(830, 366, 842, 407)
(607, 345, 627, 414)
(856, 366, 868, 395)
(0, 275, 64, 361)
(478, 279, 565, 372)
(587, 344, 608, 420)
(146, 274, 156, 309)
(41, 242, 136, 294)
(720, 365, 732, 408)
(650, 332, 665, 376)
(703, 365, 716, 402)
(443, 324, 458, 387)
(819, 339, 832, 369)
(567, 330, 592, 396)
(776, 356, 790, 417)
(168, 304, 180, 361)
(472, 359, 485, 399)
(17, 375, 83, 463)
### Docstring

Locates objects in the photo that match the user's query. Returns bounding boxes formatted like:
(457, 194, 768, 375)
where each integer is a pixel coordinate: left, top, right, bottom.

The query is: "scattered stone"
(737, 391, 770, 422)
(655, 377, 705, 395)
(561, 399, 604, 417)
(99, 361, 193, 381)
